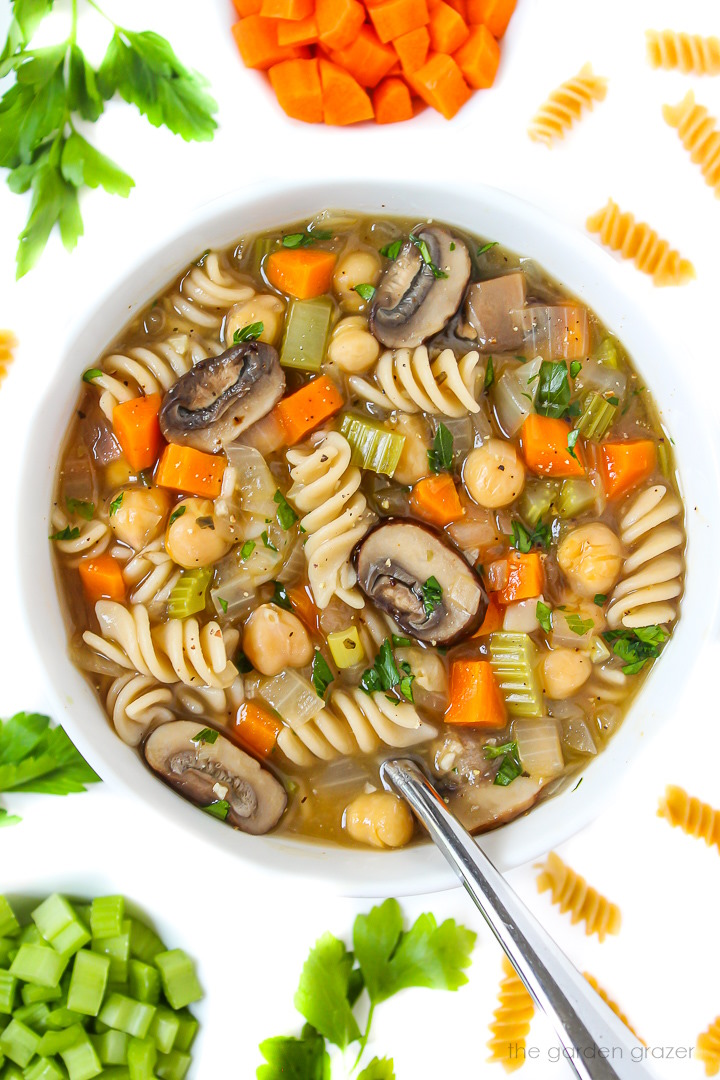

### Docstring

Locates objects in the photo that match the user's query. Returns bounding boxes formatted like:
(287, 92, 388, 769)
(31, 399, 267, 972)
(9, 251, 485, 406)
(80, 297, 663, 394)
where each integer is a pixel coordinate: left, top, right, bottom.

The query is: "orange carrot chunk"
(233, 0, 262, 16)
(260, 0, 313, 18)
(445, 0, 468, 17)
(410, 52, 472, 118)
(466, 0, 516, 37)
(369, 0, 430, 44)
(276, 15, 318, 45)
(156, 443, 225, 499)
(446, 659, 506, 727)
(454, 23, 499, 88)
(269, 58, 323, 122)
(273, 375, 344, 444)
(265, 246, 337, 298)
(331, 26, 398, 88)
(112, 393, 162, 472)
(287, 584, 321, 630)
(232, 15, 309, 69)
(486, 551, 544, 605)
(392, 26, 430, 72)
(521, 414, 585, 478)
(319, 59, 375, 125)
(373, 76, 414, 122)
(599, 440, 657, 500)
(78, 554, 127, 604)
(316, 0, 365, 50)
(428, 1, 470, 53)
(472, 595, 504, 636)
(234, 701, 282, 758)
(410, 473, 464, 527)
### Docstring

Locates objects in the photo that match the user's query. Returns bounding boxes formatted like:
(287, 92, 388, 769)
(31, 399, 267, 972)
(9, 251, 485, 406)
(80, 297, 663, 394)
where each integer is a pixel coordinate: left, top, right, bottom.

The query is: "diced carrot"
(156, 443, 225, 499)
(273, 375, 344, 444)
(287, 584, 321, 630)
(599, 440, 657, 500)
(265, 247, 337, 297)
(331, 26, 397, 88)
(454, 23, 499, 88)
(466, 0, 516, 37)
(410, 474, 464, 527)
(319, 59, 375, 124)
(445, 659, 506, 727)
(486, 551, 544, 605)
(428, 1, 469, 53)
(233, 0, 261, 16)
(472, 595, 503, 637)
(269, 58, 323, 121)
(232, 15, 309, 69)
(276, 15, 318, 45)
(316, 0, 365, 50)
(112, 393, 162, 472)
(445, 0, 468, 17)
(409, 52, 472, 118)
(78, 554, 127, 604)
(373, 76, 414, 122)
(392, 26, 430, 72)
(235, 701, 282, 758)
(521, 414, 585, 478)
(260, 0, 313, 18)
(369, 0, 430, 44)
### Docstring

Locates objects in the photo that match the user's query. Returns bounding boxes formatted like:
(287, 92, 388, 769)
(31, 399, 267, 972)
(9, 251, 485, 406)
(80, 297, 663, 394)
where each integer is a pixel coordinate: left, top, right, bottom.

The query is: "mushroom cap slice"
(353, 519, 488, 646)
(144, 720, 287, 835)
(465, 273, 527, 353)
(159, 341, 285, 454)
(370, 227, 472, 349)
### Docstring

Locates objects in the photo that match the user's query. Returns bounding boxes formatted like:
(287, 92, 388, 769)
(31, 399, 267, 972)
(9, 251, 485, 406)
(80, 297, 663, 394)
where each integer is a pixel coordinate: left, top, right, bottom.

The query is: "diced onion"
(447, 505, 498, 552)
(503, 598, 541, 633)
(561, 714, 597, 755)
(492, 357, 543, 437)
(514, 717, 564, 778)
(225, 445, 278, 518)
(575, 359, 626, 402)
(239, 411, 286, 457)
(514, 306, 589, 361)
(258, 670, 325, 730)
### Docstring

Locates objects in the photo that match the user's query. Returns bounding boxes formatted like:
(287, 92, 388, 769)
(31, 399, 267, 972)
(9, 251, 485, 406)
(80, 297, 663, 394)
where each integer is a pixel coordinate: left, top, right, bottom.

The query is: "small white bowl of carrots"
(231, 0, 516, 124)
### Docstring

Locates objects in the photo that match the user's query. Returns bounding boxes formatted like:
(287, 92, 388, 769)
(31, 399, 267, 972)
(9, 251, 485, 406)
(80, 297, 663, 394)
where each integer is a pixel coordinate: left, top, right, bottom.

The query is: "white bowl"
(20, 180, 720, 897)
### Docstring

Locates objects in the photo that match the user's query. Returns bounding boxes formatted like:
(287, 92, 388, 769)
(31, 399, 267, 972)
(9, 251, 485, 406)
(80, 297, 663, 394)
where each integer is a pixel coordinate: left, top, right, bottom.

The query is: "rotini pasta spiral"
(487, 955, 534, 1072)
(286, 432, 375, 610)
(536, 851, 621, 941)
(657, 785, 720, 853)
(277, 687, 437, 766)
(83, 601, 239, 688)
(528, 63, 607, 147)
(583, 973, 644, 1044)
(349, 345, 483, 417)
(169, 251, 254, 330)
(106, 673, 174, 746)
(121, 539, 181, 608)
(586, 200, 694, 286)
(697, 1015, 720, 1077)
(50, 508, 110, 562)
(607, 484, 684, 629)
(663, 91, 720, 196)
(646, 30, 720, 75)
(0, 329, 16, 386)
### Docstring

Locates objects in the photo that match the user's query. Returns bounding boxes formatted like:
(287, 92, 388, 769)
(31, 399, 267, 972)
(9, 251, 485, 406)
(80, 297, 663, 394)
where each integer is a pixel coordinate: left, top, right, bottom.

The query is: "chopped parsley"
(109, 492, 124, 517)
(510, 519, 551, 553)
(240, 540, 256, 559)
(392, 635, 412, 648)
(607, 395, 619, 406)
(169, 505, 186, 526)
(271, 581, 292, 611)
(66, 498, 95, 520)
(274, 489, 298, 530)
(261, 530, 277, 552)
(82, 368, 103, 383)
(192, 727, 218, 744)
(282, 229, 332, 249)
(421, 576, 443, 617)
(567, 429, 581, 461)
(594, 593, 607, 606)
(535, 361, 572, 419)
(477, 241, 498, 256)
(360, 640, 414, 702)
(427, 423, 454, 474)
(197, 516, 215, 529)
(203, 800, 229, 820)
(49, 526, 80, 541)
(380, 239, 402, 260)
(311, 650, 334, 698)
(484, 741, 523, 786)
(409, 233, 448, 278)
(565, 613, 594, 636)
(536, 601, 553, 633)
(354, 283, 376, 302)
(603, 625, 668, 675)
(233, 321, 264, 343)
(398, 660, 415, 703)
(217, 597, 229, 614)
(570, 361, 582, 379)
(483, 356, 494, 391)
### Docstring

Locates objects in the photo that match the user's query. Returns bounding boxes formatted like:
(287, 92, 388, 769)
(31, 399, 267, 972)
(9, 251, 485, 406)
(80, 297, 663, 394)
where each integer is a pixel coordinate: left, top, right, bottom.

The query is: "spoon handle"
(381, 758, 653, 1080)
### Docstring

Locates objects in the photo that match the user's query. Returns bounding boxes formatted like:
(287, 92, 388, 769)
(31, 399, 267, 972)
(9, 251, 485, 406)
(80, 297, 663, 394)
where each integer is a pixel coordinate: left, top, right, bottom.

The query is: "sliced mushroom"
(144, 720, 286, 834)
(353, 520, 487, 645)
(370, 227, 471, 348)
(159, 341, 285, 454)
(465, 273, 527, 352)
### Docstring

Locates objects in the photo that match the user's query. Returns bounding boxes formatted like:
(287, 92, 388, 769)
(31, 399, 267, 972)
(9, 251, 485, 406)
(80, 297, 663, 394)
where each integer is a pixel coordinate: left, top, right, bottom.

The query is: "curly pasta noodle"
(106, 674, 174, 746)
(277, 687, 437, 766)
(587, 664, 628, 703)
(528, 63, 607, 146)
(83, 601, 239, 688)
(487, 955, 534, 1072)
(121, 539, 182, 608)
(663, 91, 720, 196)
(0, 330, 16, 386)
(50, 508, 110, 563)
(536, 852, 621, 941)
(697, 1016, 720, 1077)
(89, 334, 213, 420)
(586, 200, 694, 286)
(584, 973, 644, 1044)
(657, 785, 720, 853)
(647, 30, 720, 75)
(286, 432, 375, 610)
(607, 484, 684, 629)
(349, 345, 483, 417)
(169, 252, 254, 330)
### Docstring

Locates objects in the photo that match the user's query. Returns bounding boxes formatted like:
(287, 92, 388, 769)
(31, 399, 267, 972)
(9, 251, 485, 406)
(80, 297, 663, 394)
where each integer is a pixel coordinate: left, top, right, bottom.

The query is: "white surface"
(1, 0, 720, 1077)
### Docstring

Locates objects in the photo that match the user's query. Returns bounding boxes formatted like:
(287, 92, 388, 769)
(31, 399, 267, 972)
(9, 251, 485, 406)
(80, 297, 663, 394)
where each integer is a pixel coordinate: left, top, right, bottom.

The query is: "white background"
(1, 0, 720, 1077)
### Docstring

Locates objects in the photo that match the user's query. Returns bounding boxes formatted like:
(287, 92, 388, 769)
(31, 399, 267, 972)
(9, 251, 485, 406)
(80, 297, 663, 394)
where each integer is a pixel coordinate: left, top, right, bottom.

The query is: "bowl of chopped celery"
(19, 179, 720, 896)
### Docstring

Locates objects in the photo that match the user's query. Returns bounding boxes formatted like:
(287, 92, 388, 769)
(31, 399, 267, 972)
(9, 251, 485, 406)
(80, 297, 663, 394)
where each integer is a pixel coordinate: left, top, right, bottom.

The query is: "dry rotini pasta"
(0, 330, 16, 386)
(646, 30, 720, 75)
(657, 785, 720, 853)
(697, 1015, 720, 1077)
(586, 200, 694, 287)
(663, 91, 720, 197)
(536, 851, 621, 941)
(607, 484, 684, 629)
(487, 955, 534, 1072)
(528, 63, 607, 147)
(349, 345, 483, 416)
(584, 973, 644, 1044)
(169, 251, 254, 330)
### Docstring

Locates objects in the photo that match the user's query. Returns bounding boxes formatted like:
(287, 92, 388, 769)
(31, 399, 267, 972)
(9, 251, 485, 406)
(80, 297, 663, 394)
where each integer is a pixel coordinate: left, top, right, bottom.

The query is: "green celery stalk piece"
(339, 413, 405, 477)
(280, 297, 333, 371)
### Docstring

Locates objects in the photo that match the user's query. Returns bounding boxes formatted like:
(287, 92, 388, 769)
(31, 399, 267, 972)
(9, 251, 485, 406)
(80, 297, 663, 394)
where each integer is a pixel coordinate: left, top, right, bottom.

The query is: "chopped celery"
(327, 626, 365, 669)
(32, 895, 89, 958)
(128, 960, 160, 1006)
(9, 945, 67, 989)
(14, 1000, 49, 1030)
(90, 898, 124, 942)
(574, 392, 617, 440)
(489, 632, 543, 717)
(98, 994, 156, 1039)
(154, 951, 202, 1011)
(38, 1026, 84, 1056)
(517, 480, 559, 527)
(25, 1057, 64, 1080)
(0, 1017, 40, 1066)
(172, 1012, 198, 1053)
(339, 413, 405, 476)
(590, 636, 611, 665)
(556, 479, 596, 518)
(595, 337, 619, 368)
(21, 984, 61, 1007)
(45, 1007, 84, 1030)
(658, 440, 671, 478)
(60, 1029, 102, 1080)
(167, 568, 211, 620)
(67, 951, 110, 1017)
(93, 1028, 128, 1065)
(127, 1035, 156, 1079)
(157, 1048, 192, 1080)
(0, 899, 20, 939)
(0, 972, 16, 1015)
(280, 296, 333, 371)
(149, 1008, 180, 1054)
(253, 235, 279, 275)
(128, 922, 164, 966)
(92, 920, 131, 983)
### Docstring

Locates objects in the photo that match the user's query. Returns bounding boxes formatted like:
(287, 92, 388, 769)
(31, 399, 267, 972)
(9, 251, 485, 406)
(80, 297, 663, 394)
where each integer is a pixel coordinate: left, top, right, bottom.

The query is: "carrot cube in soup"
(454, 23, 499, 88)
(488, 551, 544, 605)
(409, 53, 472, 118)
(235, 701, 282, 757)
(521, 414, 585, 478)
(156, 443, 225, 499)
(599, 440, 656, 500)
(265, 246, 337, 297)
(410, 474, 464, 527)
(269, 58, 323, 122)
(112, 393, 162, 472)
(273, 375, 344, 444)
(369, 0, 430, 44)
(446, 659, 506, 727)
(79, 554, 126, 603)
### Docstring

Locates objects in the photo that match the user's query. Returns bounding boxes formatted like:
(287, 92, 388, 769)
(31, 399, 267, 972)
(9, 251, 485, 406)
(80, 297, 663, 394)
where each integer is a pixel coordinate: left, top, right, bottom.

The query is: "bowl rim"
(19, 177, 720, 897)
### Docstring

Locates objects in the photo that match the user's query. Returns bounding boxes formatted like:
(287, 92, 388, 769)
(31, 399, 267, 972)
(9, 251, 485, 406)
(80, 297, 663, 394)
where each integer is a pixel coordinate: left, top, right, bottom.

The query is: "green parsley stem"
(352, 1002, 375, 1071)
(84, 0, 117, 25)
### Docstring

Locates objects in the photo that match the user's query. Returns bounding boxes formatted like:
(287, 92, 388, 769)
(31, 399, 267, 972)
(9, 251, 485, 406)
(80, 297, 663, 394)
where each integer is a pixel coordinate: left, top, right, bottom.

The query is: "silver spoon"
(381, 758, 653, 1080)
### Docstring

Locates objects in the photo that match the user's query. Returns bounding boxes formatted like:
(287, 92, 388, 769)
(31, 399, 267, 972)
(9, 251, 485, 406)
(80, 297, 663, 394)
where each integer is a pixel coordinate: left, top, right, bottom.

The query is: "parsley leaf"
(168, 505, 186, 525)
(191, 727, 218, 744)
(484, 740, 522, 786)
(261, 530, 277, 552)
(275, 490, 298, 530)
(567, 428, 581, 461)
(109, 492, 124, 517)
(311, 650, 334, 698)
(271, 581, 292, 611)
(565, 614, 594, 636)
(49, 526, 80, 541)
(398, 660, 415, 703)
(380, 239, 402, 260)
(282, 229, 331, 249)
(536, 601, 553, 633)
(217, 597, 228, 614)
(233, 321, 264, 343)
(66, 497, 94, 520)
(570, 360, 582, 379)
(594, 593, 607, 606)
(354, 284, 376, 302)
(0, 713, 100, 817)
(427, 423, 453, 474)
(358, 1058, 395, 1080)
(483, 355, 494, 391)
(535, 361, 571, 419)
(82, 368, 102, 383)
(409, 233, 448, 278)
(257, 1027, 331, 1080)
(361, 640, 401, 696)
(603, 626, 668, 674)
(203, 800, 229, 820)
(240, 540, 256, 559)
(421, 576, 443, 617)
(391, 635, 412, 648)
(294, 933, 361, 1049)
(477, 241, 498, 256)
(511, 520, 550, 553)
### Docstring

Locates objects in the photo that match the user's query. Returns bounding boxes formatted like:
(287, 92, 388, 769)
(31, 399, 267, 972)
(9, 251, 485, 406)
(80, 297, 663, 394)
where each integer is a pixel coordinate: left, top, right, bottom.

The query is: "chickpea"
(463, 439, 525, 509)
(242, 604, 313, 676)
(541, 648, 592, 699)
(389, 414, 432, 485)
(326, 316, 380, 374)
(333, 249, 381, 311)
(557, 523, 624, 598)
(109, 487, 170, 551)
(165, 498, 231, 569)
(225, 293, 285, 346)
(344, 791, 414, 849)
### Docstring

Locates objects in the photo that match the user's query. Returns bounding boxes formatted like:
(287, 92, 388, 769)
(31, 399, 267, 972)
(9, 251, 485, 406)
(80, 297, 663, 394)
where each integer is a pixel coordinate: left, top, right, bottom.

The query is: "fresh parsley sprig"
(427, 422, 453, 474)
(510, 519, 551, 553)
(360, 639, 414, 702)
(603, 625, 668, 675)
